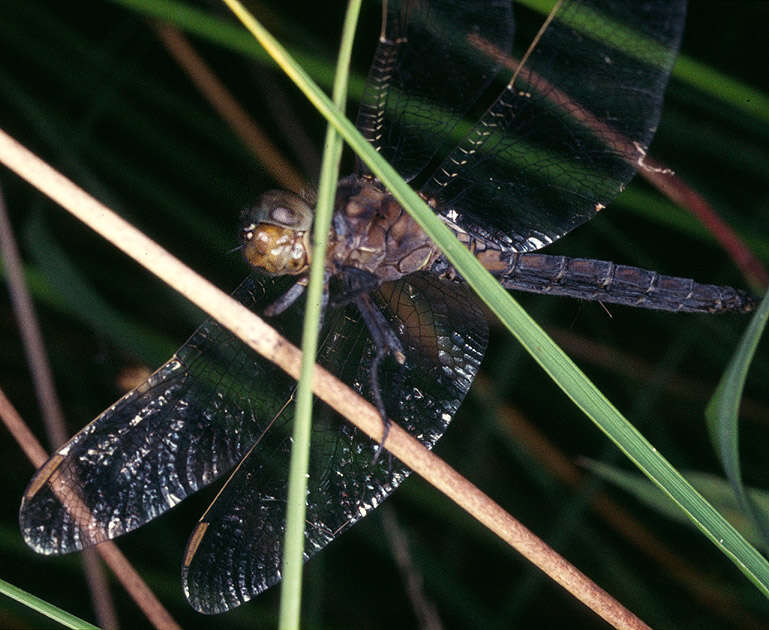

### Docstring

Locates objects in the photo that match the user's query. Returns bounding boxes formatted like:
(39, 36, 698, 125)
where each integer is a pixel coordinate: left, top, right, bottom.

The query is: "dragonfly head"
(240, 190, 313, 276)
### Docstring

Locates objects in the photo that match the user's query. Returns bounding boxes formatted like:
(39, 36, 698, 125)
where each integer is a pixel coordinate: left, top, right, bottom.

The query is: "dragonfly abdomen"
(494, 253, 754, 314)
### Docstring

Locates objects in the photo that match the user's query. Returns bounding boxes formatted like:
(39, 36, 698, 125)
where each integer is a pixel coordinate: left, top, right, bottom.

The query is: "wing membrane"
(420, 0, 687, 251)
(182, 274, 488, 613)
(19, 274, 300, 554)
(20, 270, 487, 614)
(356, 0, 514, 182)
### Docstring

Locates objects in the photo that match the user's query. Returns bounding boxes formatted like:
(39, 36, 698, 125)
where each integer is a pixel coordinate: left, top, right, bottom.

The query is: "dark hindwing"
(182, 274, 488, 613)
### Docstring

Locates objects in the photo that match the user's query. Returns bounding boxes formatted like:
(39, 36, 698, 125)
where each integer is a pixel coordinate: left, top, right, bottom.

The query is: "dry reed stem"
(0, 187, 121, 629)
(0, 387, 181, 630)
(153, 22, 306, 194)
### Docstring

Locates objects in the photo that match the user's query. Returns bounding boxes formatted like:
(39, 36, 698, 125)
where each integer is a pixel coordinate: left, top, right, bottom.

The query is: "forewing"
(355, 0, 513, 182)
(19, 274, 302, 555)
(182, 274, 488, 613)
(420, 0, 687, 251)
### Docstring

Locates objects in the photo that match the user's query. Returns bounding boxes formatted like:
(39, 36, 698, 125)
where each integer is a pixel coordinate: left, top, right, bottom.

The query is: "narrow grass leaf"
(277, 2, 360, 628)
(706, 288, 769, 548)
(0, 577, 101, 630)
(585, 460, 769, 553)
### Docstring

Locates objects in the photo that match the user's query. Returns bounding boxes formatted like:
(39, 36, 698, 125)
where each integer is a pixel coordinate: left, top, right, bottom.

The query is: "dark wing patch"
(19, 274, 299, 555)
(421, 0, 686, 251)
(356, 0, 514, 182)
(182, 274, 488, 613)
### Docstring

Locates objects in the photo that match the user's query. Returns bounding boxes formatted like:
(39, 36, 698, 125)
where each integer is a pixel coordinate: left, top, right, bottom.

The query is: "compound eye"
(261, 191, 313, 231)
(243, 190, 314, 232)
(270, 205, 301, 227)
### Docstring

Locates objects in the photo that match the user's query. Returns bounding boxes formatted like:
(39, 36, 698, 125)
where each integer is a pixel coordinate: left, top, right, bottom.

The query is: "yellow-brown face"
(239, 190, 313, 276)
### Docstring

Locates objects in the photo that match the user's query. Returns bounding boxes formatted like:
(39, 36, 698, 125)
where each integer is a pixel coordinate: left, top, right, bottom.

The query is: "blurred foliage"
(0, 1, 768, 628)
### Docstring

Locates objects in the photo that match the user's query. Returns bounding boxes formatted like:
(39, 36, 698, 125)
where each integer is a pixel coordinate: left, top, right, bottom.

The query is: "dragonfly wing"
(182, 274, 488, 613)
(355, 0, 514, 182)
(19, 274, 302, 555)
(420, 0, 687, 251)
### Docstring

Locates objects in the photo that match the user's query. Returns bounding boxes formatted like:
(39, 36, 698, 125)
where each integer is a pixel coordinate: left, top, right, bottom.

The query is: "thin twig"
(153, 22, 306, 193)
(0, 186, 120, 628)
(381, 505, 443, 630)
(82, 551, 120, 630)
(0, 186, 68, 447)
(0, 128, 653, 630)
(0, 387, 182, 630)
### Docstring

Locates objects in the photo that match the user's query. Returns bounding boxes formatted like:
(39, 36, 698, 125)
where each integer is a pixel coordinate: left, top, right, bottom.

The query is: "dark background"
(1, 1, 768, 628)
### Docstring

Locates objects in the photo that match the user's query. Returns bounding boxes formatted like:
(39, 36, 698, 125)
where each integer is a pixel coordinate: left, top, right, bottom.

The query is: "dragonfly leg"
(264, 277, 308, 316)
(354, 292, 406, 463)
(264, 271, 330, 323)
(329, 267, 381, 309)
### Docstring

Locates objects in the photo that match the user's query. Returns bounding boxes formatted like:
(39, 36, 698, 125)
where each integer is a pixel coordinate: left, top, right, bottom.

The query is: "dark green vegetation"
(1, 1, 768, 628)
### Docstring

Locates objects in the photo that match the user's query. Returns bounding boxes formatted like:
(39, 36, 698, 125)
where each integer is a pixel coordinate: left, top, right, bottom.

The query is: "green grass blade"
(674, 55, 769, 124)
(0, 577, 101, 630)
(276, 2, 360, 628)
(518, 0, 769, 122)
(584, 461, 769, 553)
(107, 0, 366, 98)
(706, 288, 769, 547)
(106, 0, 769, 142)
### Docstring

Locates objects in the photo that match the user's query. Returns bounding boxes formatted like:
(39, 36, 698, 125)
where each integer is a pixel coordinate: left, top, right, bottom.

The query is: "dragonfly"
(19, 0, 754, 615)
